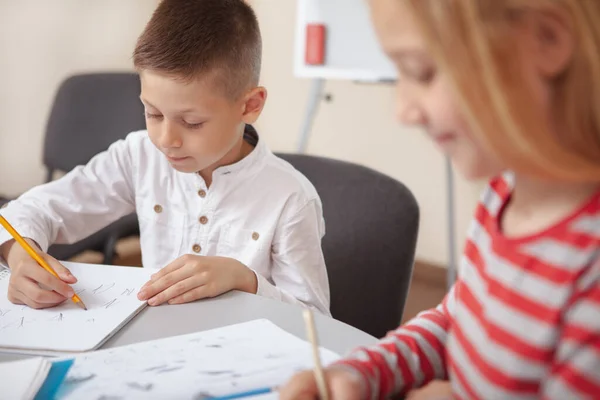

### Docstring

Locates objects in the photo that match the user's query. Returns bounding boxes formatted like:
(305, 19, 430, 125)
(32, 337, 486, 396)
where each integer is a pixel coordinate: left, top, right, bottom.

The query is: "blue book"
(35, 359, 74, 400)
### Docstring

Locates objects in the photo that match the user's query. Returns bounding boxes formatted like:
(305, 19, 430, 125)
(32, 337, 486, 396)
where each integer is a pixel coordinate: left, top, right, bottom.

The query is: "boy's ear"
(240, 87, 267, 124)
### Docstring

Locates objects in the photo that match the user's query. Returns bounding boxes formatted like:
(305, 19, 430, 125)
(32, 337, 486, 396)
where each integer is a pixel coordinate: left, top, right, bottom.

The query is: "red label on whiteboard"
(305, 24, 326, 65)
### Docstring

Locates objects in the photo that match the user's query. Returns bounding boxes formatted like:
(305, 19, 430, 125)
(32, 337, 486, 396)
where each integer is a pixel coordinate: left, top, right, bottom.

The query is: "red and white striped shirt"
(338, 174, 600, 399)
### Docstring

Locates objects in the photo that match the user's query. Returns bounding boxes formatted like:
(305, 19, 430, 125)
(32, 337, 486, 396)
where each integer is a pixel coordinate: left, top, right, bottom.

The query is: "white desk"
(0, 290, 378, 362)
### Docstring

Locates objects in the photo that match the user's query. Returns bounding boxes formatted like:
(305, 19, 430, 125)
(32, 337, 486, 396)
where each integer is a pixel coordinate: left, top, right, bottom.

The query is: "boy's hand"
(406, 380, 453, 400)
(137, 255, 258, 306)
(279, 366, 365, 400)
(1, 238, 77, 309)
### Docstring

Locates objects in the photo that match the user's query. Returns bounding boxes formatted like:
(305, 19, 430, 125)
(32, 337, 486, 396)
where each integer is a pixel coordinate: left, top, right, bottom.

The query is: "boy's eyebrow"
(139, 97, 157, 109)
(139, 97, 201, 115)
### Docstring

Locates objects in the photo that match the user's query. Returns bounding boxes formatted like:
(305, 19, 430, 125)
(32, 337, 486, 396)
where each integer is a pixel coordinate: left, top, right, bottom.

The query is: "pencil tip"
(78, 301, 88, 310)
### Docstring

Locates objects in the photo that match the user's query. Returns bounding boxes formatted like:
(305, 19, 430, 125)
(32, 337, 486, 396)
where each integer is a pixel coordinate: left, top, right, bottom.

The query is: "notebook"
(0, 262, 151, 355)
(0, 357, 51, 400)
(0, 357, 75, 400)
(55, 319, 340, 399)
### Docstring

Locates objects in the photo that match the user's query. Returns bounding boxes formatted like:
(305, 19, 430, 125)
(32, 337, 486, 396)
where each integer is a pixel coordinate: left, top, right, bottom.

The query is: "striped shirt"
(338, 174, 600, 399)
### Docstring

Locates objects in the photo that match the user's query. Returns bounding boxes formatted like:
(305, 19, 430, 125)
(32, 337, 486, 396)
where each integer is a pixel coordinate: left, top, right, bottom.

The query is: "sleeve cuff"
(253, 270, 281, 299)
(251, 268, 331, 316)
(0, 223, 50, 253)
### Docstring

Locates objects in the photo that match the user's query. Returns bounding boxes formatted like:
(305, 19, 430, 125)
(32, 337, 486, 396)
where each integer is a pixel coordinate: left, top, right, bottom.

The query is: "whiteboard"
(294, 0, 397, 82)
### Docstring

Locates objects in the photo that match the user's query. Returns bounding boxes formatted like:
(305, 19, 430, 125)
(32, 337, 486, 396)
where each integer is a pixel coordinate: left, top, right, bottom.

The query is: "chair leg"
(103, 235, 119, 265)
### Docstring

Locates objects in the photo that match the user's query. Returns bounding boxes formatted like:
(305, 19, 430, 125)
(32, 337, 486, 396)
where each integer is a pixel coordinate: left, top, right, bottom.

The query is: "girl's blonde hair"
(405, 0, 600, 182)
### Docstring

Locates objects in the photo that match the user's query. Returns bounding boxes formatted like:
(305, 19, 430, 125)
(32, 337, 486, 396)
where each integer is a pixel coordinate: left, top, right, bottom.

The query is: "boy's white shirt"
(0, 130, 330, 315)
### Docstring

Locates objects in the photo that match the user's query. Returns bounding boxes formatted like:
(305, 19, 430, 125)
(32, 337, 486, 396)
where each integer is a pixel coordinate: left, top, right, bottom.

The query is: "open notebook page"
(0, 262, 151, 355)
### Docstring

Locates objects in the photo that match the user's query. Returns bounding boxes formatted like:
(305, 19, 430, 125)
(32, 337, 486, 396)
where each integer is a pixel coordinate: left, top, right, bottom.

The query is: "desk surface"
(0, 291, 378, 362)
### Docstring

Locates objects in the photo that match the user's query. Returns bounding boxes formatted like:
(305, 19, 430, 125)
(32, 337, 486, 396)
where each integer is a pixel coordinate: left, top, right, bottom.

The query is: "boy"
(0, 0, 330, 315)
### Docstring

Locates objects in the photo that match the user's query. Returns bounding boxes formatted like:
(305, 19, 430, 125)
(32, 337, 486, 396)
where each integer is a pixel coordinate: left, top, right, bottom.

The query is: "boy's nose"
(159, 124, 182, 148)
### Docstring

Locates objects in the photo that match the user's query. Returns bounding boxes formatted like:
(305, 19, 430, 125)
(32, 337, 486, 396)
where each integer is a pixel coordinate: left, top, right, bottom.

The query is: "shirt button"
(198, 190, 206, 198)
(199, 216, 209, 225)
(153, 204, 163, 213)
(252, 232, 260, 241)
(192, 244, 201, 253)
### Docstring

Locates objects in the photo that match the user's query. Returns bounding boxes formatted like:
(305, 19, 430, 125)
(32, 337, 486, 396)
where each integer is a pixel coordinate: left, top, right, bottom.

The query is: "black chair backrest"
(277, 153, 420, 338)
(43, 73, 146, 175)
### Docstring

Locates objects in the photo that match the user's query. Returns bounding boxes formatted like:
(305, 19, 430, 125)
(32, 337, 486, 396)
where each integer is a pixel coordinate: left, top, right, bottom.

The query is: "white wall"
(0, 0, 159, 195)
(0, 0, 481, 267)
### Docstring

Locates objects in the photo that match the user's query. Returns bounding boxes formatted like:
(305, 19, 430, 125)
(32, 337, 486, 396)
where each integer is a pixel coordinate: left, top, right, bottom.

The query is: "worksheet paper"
(0, 262, 151, 355)
(56, 319, 341, 399)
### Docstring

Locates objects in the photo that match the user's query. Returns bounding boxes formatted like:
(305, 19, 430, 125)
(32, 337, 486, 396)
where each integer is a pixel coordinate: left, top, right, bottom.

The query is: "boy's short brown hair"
(133, 0, 262, 99)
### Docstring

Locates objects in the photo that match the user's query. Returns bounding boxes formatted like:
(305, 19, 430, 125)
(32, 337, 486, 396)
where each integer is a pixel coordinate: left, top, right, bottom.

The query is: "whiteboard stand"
(297, 78, 325, 153)
(296, 81, 458, 289)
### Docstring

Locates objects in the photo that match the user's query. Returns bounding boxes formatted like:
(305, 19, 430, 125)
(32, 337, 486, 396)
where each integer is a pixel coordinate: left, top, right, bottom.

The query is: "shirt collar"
(215, 124, 265, 177)
(185, 125, 267, 189)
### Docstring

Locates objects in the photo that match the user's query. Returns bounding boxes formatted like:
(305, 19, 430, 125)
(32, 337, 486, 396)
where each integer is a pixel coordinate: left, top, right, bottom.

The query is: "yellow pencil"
(0, 215, 87, 310)
(303, 309, 330, 400)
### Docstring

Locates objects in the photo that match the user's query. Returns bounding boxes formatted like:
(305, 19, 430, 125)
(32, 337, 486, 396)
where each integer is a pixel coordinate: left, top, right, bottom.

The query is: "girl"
(281, 0, 600, 399)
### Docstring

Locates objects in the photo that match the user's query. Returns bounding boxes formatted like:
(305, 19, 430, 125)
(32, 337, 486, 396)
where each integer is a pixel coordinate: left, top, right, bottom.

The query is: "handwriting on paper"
(56, 320, 340, 399)
(0, 281, 130, 333)
(0, 262, 152, 353)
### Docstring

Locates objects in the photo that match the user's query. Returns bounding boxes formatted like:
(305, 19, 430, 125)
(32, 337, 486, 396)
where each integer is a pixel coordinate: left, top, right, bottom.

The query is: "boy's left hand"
(137, 255, 258, 306)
